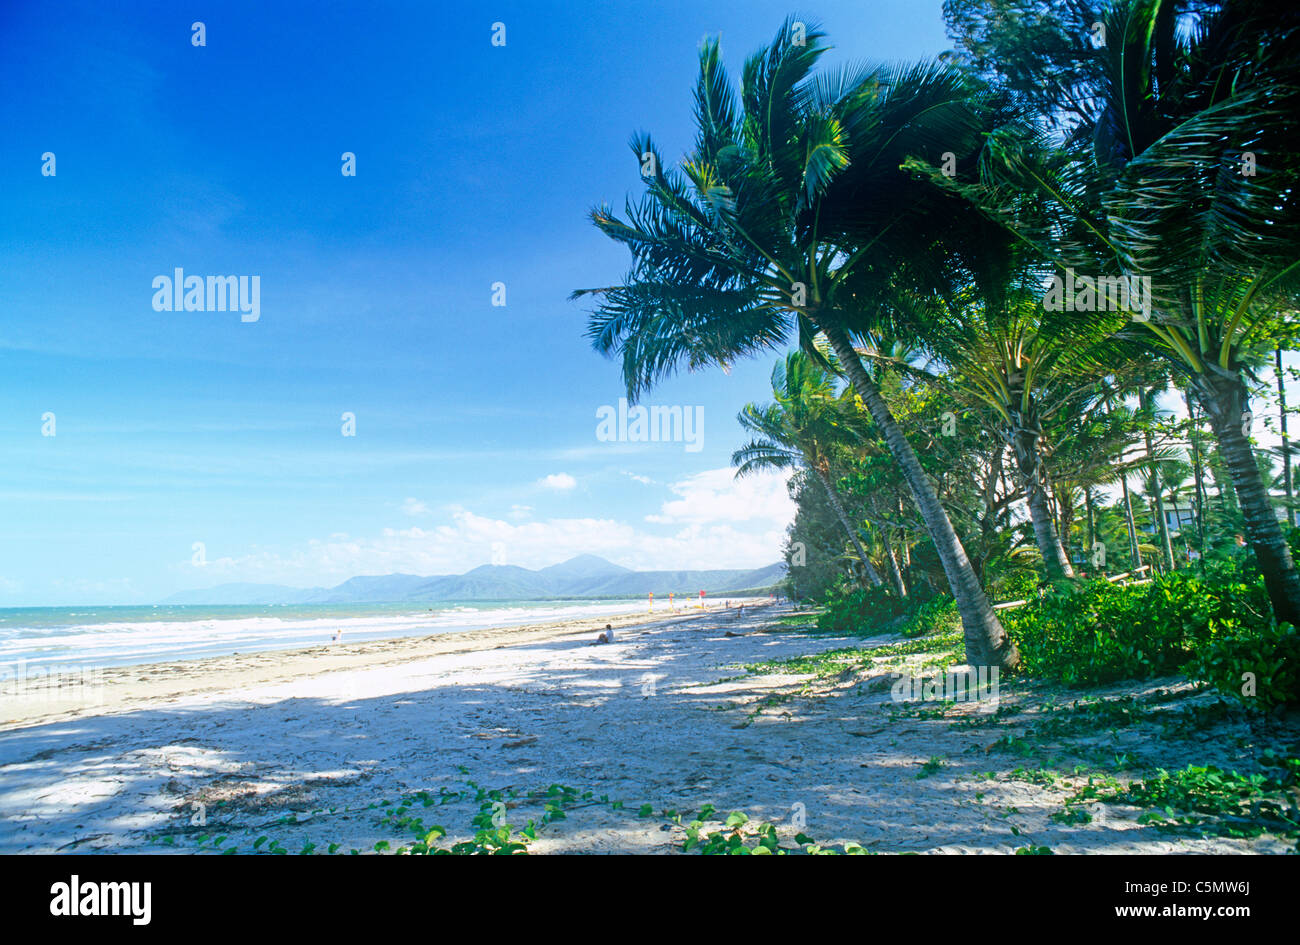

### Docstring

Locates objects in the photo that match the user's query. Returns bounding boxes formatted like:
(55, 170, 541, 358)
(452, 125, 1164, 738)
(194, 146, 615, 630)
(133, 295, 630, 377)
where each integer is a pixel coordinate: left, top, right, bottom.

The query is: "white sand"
(0, 601, 1290, 854)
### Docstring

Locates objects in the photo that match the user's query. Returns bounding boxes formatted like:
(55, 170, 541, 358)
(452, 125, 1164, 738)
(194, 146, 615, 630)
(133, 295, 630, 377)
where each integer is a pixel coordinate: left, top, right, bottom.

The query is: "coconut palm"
(933, 2, 1300, 623)
(576, 24, 1020, 667)
(900, 258, 1131, 580)
(1087, 0, 1300, 616)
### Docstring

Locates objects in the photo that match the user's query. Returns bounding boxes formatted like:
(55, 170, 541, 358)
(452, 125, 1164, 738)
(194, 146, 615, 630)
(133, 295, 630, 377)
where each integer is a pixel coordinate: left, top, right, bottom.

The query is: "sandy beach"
(0, 602, 1293, 854)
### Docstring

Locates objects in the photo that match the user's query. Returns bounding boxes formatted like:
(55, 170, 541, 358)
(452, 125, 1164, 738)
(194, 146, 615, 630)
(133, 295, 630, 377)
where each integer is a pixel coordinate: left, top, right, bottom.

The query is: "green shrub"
(898, 596, 959, 638)
(814, 582, 958, 639)
(1003, 570, 1272, 687)
(989, 568, 1043, 605)
(816, 583, 908, 633)
(1184, 620, 1300, 710)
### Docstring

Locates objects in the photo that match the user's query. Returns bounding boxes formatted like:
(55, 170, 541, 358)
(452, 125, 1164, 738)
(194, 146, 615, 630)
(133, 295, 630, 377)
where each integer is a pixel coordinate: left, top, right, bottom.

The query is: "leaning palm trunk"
(1008, 418, 1074, 580)
(824, 325, 1019, 669)
(882, 530, 908, 598)
(812, 466, 884, 588)
(1192, 371, 1300, 627)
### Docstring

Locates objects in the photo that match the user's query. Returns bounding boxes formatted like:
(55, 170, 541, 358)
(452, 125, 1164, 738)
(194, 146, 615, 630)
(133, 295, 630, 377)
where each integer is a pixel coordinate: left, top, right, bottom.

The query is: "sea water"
(0, 599, 652, 672)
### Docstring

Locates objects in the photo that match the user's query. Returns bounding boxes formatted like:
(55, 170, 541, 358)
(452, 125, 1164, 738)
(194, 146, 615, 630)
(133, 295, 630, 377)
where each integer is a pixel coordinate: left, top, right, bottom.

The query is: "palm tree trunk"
(812, 466, 884, 588)
(1150, 495, 1168, 574)
(1193, 371, 1300, 626)
(1085, 487, 1097, 574)
(1139, 389, 1176, 573)
(1058, 487, 1075, 557)
(1209, 449, 1238, 515)
(1008, 422, 1074, 580)
(1106, 395, 1142, 568)
(1277, 346, 1295, 528)
(882, 529, 908, 598)
(1152, 483, 1174, 571)
(1120, 473, 1141, 568)
(1170, 494, 1191, 562)
(1185, 388, 1207, 568)
(823, 325, 1019, 669)
(898, 498, 912, 570)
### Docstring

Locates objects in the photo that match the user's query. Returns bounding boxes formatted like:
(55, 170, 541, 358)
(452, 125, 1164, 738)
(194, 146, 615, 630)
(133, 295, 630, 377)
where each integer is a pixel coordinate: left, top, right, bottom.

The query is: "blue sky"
(0, 1, 957, 604)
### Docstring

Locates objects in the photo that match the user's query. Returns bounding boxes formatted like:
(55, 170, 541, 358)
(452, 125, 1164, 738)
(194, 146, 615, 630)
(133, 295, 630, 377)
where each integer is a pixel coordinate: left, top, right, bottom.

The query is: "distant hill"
(163, 555, 785, 605)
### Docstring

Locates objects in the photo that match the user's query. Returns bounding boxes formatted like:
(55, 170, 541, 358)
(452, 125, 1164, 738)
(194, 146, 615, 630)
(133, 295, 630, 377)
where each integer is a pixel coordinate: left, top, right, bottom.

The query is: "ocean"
(0, 599, 663, 673)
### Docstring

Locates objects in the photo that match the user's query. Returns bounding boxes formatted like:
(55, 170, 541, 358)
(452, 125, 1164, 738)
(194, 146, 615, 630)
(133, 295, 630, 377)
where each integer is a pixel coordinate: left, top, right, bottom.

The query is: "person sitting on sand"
(592, 623, 614, 645)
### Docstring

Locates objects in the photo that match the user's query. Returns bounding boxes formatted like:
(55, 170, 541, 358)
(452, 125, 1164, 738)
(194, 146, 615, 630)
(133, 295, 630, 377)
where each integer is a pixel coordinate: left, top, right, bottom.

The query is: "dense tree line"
(577, 1, 1300, 677)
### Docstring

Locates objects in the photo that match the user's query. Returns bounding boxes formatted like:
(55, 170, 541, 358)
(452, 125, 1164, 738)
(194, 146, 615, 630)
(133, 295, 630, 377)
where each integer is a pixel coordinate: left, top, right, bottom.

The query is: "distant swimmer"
(592, 623, 615, 645)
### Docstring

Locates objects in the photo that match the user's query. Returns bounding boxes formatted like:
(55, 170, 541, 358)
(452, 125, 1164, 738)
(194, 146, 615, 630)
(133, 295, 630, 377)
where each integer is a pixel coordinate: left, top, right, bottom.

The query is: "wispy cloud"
(401, 497, 432, 516)
(538, 473, 577, 491)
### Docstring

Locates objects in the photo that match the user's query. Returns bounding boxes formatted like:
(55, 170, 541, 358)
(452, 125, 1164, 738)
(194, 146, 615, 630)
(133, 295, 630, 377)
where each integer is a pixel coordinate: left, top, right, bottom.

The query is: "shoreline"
(0, 601, 767, 729)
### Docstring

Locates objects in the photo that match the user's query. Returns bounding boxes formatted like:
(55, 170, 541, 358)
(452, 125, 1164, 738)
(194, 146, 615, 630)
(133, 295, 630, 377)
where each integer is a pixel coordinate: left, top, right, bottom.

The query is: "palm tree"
(733, 351, 885, 587)
(902, 263, 1131, 580)
(1093, 0, 1300, 617)
(576, 24, 1019, 667)
(937, 2, 1300, 623)
(1044, 381, 1152, 567)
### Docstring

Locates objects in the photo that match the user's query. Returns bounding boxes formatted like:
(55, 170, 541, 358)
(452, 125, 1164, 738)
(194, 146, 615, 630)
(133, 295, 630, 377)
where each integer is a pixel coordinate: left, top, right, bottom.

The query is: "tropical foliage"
(577, 2, 1300, 704)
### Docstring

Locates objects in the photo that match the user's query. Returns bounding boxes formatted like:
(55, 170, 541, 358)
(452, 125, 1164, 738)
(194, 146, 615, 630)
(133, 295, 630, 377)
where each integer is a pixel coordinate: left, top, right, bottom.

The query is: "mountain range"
(162, 554, 786, 605)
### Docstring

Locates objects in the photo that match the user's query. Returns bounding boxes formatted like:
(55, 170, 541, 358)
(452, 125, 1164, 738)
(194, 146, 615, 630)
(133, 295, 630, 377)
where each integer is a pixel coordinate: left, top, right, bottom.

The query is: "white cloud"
(180, 467, 794, 587)
(538, 473, 577, 491)
(645, 467, 795, 526)
(401, 497, 431, 516)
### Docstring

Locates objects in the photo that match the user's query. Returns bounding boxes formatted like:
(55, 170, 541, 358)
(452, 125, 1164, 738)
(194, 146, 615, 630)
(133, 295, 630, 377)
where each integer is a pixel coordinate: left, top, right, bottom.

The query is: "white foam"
(0, 600, 656, 672)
